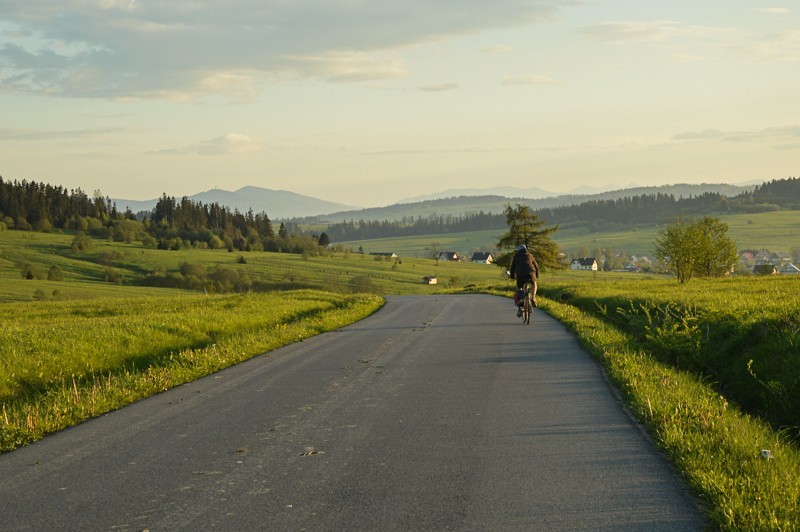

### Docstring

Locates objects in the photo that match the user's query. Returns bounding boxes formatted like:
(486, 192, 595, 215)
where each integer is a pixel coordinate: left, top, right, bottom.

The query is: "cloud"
(155, 133, 261, 156)
(673, 126, 800, 144)
(0, 126, 134, 141)
(287, 51, 409, 83)
(0, 0, 559, 99)
(751, 8, 791, 15)
(418, 83, 460, 92)
(734, 31, 800, 62)
(579, 20, 739, 44)
(480, 44, 514, 54)
(503, 74, 556, 85)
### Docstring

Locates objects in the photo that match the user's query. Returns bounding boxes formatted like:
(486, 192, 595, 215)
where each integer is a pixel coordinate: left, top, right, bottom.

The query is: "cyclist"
(509, 244, 539, 317)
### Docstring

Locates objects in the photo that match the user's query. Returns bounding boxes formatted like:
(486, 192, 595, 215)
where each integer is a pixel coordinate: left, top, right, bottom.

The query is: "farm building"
(369, 252, 398, 258)
(422, 276, 438, 285)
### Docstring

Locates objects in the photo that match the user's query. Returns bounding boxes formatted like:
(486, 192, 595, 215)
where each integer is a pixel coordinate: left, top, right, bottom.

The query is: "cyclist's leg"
(532, 279, 538, 307)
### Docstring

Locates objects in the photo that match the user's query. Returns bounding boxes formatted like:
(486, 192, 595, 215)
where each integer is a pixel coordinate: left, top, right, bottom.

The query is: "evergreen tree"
(496, 204, 562, 271)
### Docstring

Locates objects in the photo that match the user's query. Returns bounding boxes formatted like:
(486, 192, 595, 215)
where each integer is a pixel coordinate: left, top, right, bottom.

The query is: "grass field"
(0, 230, 505, 302)
(2, 228, 800, 527)
(339, 210, 800, 258)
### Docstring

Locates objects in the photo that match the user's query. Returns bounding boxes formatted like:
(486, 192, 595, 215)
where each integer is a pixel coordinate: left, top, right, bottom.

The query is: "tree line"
(0, 177, 326, 254)
(313, 178, 800, 241)
(2, 176, 798, 247)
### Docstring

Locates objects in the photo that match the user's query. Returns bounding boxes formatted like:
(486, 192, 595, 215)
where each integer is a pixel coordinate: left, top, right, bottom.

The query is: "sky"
(1, 1, 799, 208)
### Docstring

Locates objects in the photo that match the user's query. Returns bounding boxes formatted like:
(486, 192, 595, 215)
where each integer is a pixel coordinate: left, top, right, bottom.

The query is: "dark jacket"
(510, 250, 539, 281)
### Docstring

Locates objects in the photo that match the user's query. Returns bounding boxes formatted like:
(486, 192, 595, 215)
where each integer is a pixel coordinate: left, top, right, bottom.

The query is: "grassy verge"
(539, 276, 800, 433)
(0, 290, 383, 452)
(537, 296, 800, 529)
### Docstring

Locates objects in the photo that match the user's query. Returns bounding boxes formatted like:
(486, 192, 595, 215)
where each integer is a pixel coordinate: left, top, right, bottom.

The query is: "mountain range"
(112, 186, 356, 220)
(112, 182, 759, 221)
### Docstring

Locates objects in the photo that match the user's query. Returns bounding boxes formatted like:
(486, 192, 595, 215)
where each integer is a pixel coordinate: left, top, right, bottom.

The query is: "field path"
(0, 294, 705, 530)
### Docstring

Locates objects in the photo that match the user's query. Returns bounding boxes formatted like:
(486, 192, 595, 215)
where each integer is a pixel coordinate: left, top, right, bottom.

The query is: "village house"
(753, 263, 778, 275)
(437, 251, 460, 262)
(779, 263, 800, 275)
(469, 252, 494, 264)
(771, 252, 793, 265)
(570, 257, 598, 271)
(422, 276, 438, 285)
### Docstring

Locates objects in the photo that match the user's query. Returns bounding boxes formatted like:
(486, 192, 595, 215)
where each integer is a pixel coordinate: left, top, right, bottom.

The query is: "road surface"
(0, 294, 706, 530)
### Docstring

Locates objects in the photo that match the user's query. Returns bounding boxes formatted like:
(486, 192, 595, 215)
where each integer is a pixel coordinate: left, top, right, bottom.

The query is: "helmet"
(518, 244, 527, 251)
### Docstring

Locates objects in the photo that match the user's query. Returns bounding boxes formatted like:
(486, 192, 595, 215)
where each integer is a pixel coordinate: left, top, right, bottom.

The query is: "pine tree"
(496, 204, 563, 271)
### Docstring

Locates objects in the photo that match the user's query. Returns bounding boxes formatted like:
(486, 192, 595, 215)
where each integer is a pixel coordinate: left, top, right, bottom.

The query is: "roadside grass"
(538, 275, 800, 433)
(0, 291, 383, 451)
(535, 295, 800, 529)
(484, 273, 800, 529)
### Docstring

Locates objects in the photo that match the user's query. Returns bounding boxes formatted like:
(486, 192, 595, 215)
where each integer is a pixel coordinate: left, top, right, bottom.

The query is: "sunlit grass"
(538, 296, 800, 529)
(0, 291, 383, 451)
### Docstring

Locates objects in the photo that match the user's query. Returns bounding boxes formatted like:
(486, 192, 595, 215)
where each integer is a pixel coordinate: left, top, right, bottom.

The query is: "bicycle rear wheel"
(522, 290, 531, 325)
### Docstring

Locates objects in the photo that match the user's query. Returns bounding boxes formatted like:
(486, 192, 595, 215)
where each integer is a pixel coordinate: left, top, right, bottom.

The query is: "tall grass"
(0, 291, 383, 451)
(540, 276, 800, 433)
(537, 296, 800, 529)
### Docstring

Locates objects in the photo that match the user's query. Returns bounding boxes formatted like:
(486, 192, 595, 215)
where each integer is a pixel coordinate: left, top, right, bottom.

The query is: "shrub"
(103, 267, 123, 283)
(349, 275, 377, 294)
(179, 262, 207, 280)
(71, 232, 93, 253)
(47, 265, 64, 281)
(21, 262, 46, 280)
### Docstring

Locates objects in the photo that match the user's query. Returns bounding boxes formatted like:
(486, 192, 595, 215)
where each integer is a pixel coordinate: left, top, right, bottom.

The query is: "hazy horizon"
(2, 2, 798, 208)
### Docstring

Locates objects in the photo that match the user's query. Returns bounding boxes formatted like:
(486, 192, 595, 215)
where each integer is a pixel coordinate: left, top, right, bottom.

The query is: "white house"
(469, 252, 494, 264)
(570, 257, 598, 271)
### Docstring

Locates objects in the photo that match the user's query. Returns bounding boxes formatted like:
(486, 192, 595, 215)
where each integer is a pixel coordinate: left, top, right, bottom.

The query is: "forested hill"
(1, 176, 796, 247)
(310, 178, 799, 242)
(310, 183, 755, 223)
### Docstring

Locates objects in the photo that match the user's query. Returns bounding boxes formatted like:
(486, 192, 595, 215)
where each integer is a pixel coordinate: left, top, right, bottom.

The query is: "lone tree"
(653, 215, 738, 283)
(496, 204, 563, 271)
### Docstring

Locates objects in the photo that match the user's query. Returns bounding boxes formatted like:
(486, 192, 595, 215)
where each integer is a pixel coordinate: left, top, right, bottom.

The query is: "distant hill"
(112, 186, 355, 219)
(112, 182, 757, 222)
(313, 183, 756, 223)
(398, 184, 627, 203)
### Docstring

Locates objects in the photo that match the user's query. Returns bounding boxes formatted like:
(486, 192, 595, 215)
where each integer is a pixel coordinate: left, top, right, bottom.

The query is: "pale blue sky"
(1, 1, 798, 207)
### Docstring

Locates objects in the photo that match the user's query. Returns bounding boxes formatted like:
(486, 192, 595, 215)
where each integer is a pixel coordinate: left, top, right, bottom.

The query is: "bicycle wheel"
(522, 290, 531, 325)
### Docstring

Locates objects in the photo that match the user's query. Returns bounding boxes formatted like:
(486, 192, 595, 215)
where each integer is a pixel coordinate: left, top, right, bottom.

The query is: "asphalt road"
(0, 294, 706, 530)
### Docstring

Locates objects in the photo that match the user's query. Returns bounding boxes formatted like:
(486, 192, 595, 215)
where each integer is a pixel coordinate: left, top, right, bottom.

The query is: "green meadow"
(2, 228, 800, 528)
(338, 210, 800, 258)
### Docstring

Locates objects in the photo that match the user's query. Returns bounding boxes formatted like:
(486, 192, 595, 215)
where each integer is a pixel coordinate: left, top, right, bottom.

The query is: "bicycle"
(519, 281, 533, 325)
